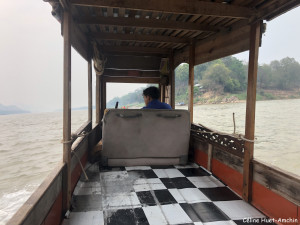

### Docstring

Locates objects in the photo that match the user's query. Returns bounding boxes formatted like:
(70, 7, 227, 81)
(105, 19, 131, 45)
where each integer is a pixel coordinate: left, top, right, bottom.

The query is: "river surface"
(0, 99, 299, 224)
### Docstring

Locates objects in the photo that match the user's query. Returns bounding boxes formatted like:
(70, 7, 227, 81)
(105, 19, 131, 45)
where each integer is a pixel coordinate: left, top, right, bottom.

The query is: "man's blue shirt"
(142, 99, 172, 109)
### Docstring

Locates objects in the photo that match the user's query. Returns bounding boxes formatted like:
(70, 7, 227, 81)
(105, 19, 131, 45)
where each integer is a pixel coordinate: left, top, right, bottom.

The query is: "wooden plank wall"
(7, 163, 65, 225)
(191, 136, 300, 224)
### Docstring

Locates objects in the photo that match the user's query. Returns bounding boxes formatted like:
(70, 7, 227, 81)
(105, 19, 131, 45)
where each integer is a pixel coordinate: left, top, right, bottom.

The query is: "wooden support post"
(165, 85, 170, 104)
(243, 21, 261, 202)
(159, 84, 162, 102)
(103, 80, 107, 112)
(88, 57, 92, 123)
(188, 40, 195, 123)
(100, 77, 106, 118)
(207, 144, 213, 171)
(96, 75, 101, 124)
(170, 52, 175, 109)
(62, 9, 72, 212)
(162, 85, 166, 103)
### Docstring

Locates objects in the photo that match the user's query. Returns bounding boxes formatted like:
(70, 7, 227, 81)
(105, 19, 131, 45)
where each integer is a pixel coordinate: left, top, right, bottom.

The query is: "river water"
(0, 99, 299, 224)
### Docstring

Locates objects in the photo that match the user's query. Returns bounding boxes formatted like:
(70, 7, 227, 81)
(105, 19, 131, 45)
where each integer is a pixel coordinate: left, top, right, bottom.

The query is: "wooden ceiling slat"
(77, 16, 221, 34)
(105, 55, 161, 70)
(223, 18, 240, 27)
(209, 16, 225, 26)
(73, 7, 90, 33)
(139, 11, 151, 44)
(188, 31, 203, 39)
(205, 16, 216, 25)
(194, 15, 211, 24)
(247, 0, 267, 8)
(157, 14, 179, 48)
(102, 45, 171, 55)
(146, 13, 167, 48)
(162, 14, 203, 49)
(49, 0, 299, 69)
(256, 0, 300, 21)
(103, 76, 161, 84)
(103, 69, 161, 77)
(70, 0, 255, 19)
(161, 14, 179, 38)
(215, 18, 232, 28)
(143, 11, 161, 47)
(107, 8, 114, 33)
(169, 14, 202, 39)
(94, 7, 105, 33)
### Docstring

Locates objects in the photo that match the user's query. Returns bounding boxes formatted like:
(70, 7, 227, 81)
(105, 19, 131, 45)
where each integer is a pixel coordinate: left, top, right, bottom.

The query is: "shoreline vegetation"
(191, 89, 300, 105)
(2, 56, 300, 114)
(108, 56, 300, 108)
(110, 89, 300, 109)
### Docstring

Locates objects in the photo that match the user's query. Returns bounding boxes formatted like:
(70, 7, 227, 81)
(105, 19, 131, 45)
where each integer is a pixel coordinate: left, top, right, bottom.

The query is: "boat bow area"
(62, 162, 273, 225)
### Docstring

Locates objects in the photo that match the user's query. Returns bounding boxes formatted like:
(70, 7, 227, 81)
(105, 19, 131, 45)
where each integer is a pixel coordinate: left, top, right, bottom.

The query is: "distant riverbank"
(192, 89, 300, 105)
(124, 89, 300, 109)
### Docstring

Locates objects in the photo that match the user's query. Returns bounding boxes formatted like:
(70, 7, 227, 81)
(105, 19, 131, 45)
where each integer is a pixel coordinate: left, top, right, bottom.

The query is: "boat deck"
(62, 162, 275, 225)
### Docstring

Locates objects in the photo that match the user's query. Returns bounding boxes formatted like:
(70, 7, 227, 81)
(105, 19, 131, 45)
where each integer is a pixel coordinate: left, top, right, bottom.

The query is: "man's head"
(143, 86, 160, 106)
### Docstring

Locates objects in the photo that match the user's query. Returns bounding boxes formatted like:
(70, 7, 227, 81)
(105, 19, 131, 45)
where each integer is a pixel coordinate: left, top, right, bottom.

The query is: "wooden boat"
(8, 0, 300, 224)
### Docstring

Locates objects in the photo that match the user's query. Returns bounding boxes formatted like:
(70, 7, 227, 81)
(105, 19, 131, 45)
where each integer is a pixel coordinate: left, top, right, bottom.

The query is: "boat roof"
(46, 0, 299, 72)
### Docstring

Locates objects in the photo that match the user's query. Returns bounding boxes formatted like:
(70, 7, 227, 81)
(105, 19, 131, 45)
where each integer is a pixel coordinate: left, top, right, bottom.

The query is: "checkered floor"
(63, 162, 275, 225)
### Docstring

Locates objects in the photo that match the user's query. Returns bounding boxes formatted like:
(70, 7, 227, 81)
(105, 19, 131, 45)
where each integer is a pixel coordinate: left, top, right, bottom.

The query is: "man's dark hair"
(143, 86, 160, 99)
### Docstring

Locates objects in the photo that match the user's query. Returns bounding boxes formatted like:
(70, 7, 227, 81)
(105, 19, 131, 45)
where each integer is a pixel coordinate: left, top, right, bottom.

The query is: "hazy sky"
(0, 1, 299, 112)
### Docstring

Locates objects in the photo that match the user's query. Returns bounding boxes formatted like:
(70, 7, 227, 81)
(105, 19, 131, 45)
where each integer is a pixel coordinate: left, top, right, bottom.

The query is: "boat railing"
(7, 121, 102, 225)
(70, 120, 92, 144)
(190, 123, 300, 221)
(191, 123, 245, 158)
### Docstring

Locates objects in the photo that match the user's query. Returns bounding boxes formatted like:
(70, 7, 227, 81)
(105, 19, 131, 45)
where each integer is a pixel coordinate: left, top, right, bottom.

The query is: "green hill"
(107, 56, 300, 107)
(0, 104, 30, 115)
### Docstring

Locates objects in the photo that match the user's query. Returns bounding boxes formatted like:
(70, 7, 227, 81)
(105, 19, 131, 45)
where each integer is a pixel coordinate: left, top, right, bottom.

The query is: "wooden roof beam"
(77, 16, 221, 32)
(256, 0, 300, 21)
(102, 46, 171, 55)
(174, 24, 251, 67)
(91, 32, 189, 44)
(103, 76, 160, 84)
(70, 0, 255, 19)
(105, 55, 161, 71)
(104, 69, 160, 77)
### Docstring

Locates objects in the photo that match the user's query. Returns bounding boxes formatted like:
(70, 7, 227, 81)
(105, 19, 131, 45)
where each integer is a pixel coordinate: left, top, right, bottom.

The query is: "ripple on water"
(1, 104, 300, 223)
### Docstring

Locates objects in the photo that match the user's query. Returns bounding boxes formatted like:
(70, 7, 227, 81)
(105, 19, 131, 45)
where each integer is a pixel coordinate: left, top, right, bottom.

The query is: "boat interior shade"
(102, 109, 190, 166)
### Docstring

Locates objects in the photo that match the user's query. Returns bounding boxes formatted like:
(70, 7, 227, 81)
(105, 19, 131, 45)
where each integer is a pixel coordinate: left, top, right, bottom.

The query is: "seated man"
(142, 86, 172, 109)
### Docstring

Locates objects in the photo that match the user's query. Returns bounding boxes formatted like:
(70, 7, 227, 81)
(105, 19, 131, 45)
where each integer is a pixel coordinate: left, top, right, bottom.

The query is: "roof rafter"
(70, 0, 255, 19)
(91, 32, 189, 44)
(103, 76, 161, 83)
(101, 46, 171, 55)
(256, 0, 300, 21)
(77, 16, 221, 32)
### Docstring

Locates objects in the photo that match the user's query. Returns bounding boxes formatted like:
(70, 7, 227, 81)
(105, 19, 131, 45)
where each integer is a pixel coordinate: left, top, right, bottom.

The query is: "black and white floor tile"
(63, 162, 274, 225)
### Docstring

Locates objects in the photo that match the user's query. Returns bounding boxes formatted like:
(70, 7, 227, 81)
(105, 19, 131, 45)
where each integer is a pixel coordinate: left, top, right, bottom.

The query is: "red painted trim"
(44, 191, 63, 225)
(297, 206, 300, 224)
(193, 148, 299, 225)
(194, 149, 208, 169)
(71, 152, 88, 193)
(211, 158, 243, 196)
(252, 181, 298, 225)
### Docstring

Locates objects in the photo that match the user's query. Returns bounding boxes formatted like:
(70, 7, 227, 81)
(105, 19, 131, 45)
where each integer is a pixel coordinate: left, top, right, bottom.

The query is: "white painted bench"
(101, 109, 190, 166)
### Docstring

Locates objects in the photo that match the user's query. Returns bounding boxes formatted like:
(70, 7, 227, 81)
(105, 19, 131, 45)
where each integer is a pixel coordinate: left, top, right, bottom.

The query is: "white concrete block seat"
(101, 109, 191, 167)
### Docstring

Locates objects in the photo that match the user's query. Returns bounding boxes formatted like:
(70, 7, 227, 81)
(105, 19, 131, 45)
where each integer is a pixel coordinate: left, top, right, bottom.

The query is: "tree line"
(175, 56, 300, 102)
(107, 56, 300, 107)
